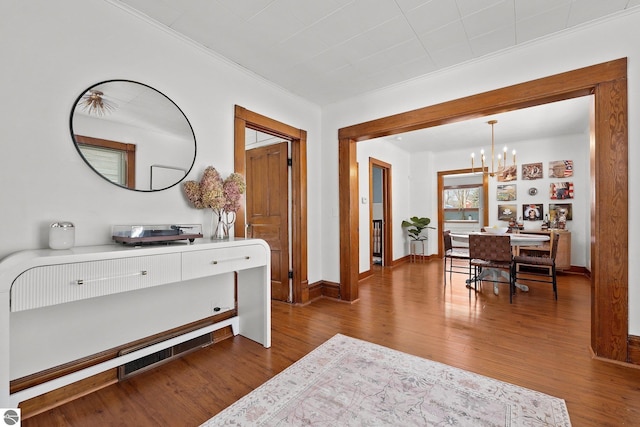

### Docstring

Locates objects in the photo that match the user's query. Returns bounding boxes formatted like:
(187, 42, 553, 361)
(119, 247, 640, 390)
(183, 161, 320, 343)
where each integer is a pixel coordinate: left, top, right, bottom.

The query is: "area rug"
(202, 334, 571, 426)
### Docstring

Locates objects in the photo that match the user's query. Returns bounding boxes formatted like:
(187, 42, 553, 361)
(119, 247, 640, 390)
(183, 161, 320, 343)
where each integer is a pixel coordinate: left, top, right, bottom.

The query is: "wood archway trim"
(338, 58, 628, 362)
(436, 168, 489, 257)
(234, 105, 309, 304)
(369, 157, 393, 268)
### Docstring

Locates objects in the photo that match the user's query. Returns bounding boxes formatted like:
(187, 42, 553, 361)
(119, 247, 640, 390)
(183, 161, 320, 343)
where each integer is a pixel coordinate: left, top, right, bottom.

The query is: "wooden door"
(246, 141, 290, 301)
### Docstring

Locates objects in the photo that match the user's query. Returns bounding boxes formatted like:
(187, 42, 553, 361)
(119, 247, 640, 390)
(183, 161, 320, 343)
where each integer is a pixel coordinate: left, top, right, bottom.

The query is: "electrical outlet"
(211, 301, 232, 313)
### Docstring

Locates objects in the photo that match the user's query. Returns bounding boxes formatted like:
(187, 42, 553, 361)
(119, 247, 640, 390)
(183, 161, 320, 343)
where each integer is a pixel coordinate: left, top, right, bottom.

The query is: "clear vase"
(225, 211, 236, 237)
(212, 211, 228, 240)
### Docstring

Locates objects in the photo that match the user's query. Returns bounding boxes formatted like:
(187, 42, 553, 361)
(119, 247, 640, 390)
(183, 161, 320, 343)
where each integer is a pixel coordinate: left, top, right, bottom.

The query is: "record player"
(112, 224, 203, 245)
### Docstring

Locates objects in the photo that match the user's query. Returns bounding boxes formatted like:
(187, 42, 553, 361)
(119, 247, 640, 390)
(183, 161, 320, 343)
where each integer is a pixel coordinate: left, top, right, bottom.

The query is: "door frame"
(234, 106, 309, 304)
(437, 168, 489, 257)
(369, 158, 392, 267)
(338, 59, 628, 362)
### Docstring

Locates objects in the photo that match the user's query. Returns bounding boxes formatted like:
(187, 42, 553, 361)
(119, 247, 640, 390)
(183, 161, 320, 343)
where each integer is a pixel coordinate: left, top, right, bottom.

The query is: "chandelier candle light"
(471, 120, 516, 177)
(79, 90, 117, 116)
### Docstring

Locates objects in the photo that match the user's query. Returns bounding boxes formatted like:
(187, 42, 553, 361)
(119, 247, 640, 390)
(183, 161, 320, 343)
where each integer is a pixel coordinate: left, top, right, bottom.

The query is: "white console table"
(0, 238, 271, 407)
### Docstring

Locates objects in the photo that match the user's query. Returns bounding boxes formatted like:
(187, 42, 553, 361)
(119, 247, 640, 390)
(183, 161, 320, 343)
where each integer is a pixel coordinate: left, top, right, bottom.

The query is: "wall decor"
(549, 203, 573, 221)
(548, 160, 574, 178)
(497, 204, 517, 221)
(496, 184, 517, 201)
(528, 187, 538, 196)
(70, 80, 196, 192)
(550, 182, 574, 199)
(523, 204, 543, 221)
(497, 164, 517, 182)
(522, 162, 543, 180)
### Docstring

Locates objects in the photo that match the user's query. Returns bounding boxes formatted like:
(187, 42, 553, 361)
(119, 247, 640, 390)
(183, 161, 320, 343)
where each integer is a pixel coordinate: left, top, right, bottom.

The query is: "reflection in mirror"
(70, 80, 196, 191)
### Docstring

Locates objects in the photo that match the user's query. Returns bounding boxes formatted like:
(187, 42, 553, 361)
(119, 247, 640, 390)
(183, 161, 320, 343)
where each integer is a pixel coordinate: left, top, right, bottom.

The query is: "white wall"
(360, 132, 589, 268)
(357, 139, 411, 271)
(0, 0, 322, 377)
(411, 133, 590, 267)
(0, 0, 322, 264)
(322, 11, 639, 333)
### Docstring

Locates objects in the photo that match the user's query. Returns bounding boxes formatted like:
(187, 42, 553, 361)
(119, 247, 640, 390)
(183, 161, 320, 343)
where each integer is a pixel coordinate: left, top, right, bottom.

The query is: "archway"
(338, 59, 628, 362)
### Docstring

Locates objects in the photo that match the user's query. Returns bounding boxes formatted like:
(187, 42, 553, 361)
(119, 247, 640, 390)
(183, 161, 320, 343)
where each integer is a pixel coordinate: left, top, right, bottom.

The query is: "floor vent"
(118, 333, 212, 380)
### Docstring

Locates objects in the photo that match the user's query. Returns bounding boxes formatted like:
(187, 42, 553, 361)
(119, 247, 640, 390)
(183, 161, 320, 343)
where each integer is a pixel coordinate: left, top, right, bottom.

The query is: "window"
(74, 135, 136, 188)
(78, 145, 127, 185)
(444, 184, 481, 221)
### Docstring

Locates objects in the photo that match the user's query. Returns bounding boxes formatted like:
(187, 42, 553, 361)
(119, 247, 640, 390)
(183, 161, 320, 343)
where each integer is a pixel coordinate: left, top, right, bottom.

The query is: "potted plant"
(401, 216, 435, 241)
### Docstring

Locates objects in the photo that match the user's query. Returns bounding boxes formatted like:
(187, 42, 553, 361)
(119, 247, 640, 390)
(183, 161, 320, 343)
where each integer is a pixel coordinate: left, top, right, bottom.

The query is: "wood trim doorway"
(436, 168, 488, 257)
(369, 158, 392, 268)
(338, 59, 628, 363)
(234, 106, 309, 304)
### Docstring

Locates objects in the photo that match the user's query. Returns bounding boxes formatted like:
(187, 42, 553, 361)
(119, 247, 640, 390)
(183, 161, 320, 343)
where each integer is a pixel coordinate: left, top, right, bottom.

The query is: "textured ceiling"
(116, 0, 639, 105)
(111, 0, 635, 151)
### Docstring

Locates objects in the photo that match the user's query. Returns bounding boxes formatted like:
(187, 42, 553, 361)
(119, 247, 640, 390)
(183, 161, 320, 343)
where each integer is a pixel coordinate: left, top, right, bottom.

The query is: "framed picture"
(522, 162, 543, 180)
(498, 204, 517, 221)
(549, 160, 574, 178)
(497, 184, 517, 201)
(497, 164, 517, 182)
(523, 204, 543, 221)
(550, 182, 574, 199)
(549, 203, 573, 221)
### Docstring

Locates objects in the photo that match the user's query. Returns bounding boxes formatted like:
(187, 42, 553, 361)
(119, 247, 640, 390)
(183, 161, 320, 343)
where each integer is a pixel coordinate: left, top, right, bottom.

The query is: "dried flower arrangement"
(183, 166, 246, 239)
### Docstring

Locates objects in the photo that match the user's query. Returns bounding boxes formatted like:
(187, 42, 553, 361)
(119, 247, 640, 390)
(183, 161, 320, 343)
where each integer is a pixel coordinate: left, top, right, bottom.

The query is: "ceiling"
(113, 0, 633, 151)
(117, 0, 639, 106)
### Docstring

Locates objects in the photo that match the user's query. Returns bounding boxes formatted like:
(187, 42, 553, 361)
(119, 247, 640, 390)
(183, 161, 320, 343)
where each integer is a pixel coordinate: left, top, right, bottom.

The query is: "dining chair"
(468, 234, 515, 303)
(513, 233, 561, 300)
(443, 230, 470, 285)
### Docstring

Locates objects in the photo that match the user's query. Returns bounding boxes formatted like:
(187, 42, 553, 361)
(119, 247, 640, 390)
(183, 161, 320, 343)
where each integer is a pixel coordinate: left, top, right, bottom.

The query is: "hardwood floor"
(23, 260, 640, 426)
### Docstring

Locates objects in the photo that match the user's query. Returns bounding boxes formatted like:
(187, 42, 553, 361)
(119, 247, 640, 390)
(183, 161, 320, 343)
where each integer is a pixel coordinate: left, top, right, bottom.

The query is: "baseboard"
(308, 280, 340, 301)
(15, 312, 236, 419)
(628, 335, 640, 366)
(359, 269, 373, 280)
(19, 370, 118, 419)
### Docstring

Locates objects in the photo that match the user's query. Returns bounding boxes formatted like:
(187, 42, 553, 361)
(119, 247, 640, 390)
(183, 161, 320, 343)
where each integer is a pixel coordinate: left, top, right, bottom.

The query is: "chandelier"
(471, 120, 516, 177)
(79, 90, 117, 116)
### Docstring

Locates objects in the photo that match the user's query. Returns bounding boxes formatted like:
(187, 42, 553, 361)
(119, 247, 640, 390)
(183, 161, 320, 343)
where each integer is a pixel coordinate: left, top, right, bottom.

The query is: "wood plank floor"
(23, 260, 640, 426)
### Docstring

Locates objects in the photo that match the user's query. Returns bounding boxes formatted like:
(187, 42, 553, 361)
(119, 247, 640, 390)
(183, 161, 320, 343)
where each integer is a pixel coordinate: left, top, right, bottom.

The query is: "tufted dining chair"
(468, 234, 515, 303)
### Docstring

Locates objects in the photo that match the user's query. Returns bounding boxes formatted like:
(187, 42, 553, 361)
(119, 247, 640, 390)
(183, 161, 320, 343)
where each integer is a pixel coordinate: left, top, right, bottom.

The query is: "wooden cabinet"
(517, 230, 571, 270)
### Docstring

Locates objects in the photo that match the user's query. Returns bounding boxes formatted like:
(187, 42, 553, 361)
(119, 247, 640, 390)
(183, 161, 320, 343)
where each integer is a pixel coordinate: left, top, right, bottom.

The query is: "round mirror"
(70, 80, 196, 191)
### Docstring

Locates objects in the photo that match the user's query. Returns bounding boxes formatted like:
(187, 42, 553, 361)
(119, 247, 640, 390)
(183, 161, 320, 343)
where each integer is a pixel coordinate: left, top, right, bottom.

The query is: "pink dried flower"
(226, 173, 246, 194)
(200, 167, 225, 210)
(183, 167, 245, 215)
(223, 176, 245, 213)
(183, 180, 204, 208)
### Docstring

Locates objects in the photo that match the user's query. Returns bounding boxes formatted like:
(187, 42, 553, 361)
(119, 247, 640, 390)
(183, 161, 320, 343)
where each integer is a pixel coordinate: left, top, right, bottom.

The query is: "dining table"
(449, 231, 550, 293)
(449, 231, 550, 247)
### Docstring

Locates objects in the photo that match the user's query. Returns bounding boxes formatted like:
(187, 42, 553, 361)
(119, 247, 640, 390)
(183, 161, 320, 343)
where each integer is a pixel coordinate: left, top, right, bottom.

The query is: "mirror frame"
(70, 79, 196, 192)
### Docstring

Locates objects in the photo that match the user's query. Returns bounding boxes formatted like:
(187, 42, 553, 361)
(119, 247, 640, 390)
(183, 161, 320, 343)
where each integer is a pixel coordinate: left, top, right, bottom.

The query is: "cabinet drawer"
(11, 253, 181, 312)
(182, 244, 267, 280)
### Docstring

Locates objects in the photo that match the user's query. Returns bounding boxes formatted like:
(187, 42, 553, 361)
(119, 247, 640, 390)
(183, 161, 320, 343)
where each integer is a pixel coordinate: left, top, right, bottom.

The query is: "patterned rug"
(202, 334, 571, 426)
